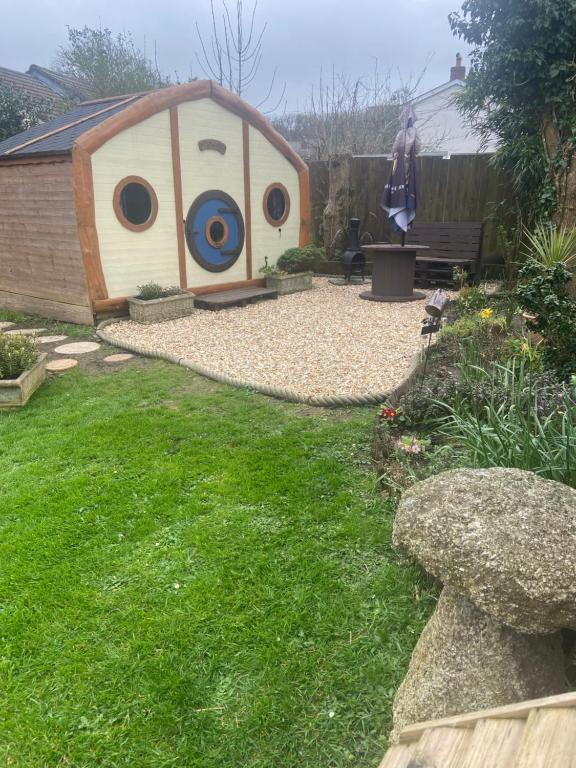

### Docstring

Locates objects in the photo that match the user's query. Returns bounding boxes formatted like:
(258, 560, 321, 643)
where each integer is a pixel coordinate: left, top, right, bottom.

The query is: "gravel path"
(104, 279, 440, 400)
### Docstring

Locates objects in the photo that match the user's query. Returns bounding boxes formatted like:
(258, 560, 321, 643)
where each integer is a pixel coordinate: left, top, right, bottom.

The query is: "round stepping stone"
(54, 341, 100, 355)
(5, 327, 47, 336)
(46, 358, 78, 372)
(38, 335, 68, 344)
(0, 321, 15, 330)
(103, 353, 134, 363)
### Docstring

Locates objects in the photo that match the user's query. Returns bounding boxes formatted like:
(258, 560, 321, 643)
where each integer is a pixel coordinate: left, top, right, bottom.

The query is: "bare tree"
(274, 61, 433, 161)
(195, 0, 284, 111)
(272, 62, 431, 252)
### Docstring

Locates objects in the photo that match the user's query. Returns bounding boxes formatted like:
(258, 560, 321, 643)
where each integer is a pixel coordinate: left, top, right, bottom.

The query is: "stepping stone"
(103, 353, 134, 363)
(5, 327, 47, 336)
(46, 358, 78, 372)
(0, 321, 15, 330)
(38, 335, 68, 344)
(54, 341, 100, 355)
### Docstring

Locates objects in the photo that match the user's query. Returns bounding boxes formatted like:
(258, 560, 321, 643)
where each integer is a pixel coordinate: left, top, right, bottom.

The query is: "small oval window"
(113, 176, 158, 231)
(263, 183, 290, 226)
(205, 216, 229, 248)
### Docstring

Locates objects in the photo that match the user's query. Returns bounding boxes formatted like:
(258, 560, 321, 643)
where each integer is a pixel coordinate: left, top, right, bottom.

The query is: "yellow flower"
(520, 341, 530, 354)
(479, 307, 493, 319)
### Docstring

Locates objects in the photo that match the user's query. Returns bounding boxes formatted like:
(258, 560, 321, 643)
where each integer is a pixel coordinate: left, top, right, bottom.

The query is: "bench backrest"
(406, 222, 484, 264)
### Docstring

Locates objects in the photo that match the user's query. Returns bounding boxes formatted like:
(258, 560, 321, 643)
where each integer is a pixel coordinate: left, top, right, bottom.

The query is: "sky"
(0, 0, 469, 112)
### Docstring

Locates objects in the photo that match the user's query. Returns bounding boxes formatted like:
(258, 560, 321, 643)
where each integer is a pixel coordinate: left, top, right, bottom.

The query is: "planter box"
(128, 292, 196, 324)
(0, 353, 47, 409)
(265, 272, 313, 295)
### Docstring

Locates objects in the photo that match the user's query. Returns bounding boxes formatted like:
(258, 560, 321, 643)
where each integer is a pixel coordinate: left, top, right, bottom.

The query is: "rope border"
(97, 318, 425, 408)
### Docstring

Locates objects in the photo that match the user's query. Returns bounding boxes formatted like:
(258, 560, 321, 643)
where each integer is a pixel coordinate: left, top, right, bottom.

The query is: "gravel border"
(96, 318, 425, 407)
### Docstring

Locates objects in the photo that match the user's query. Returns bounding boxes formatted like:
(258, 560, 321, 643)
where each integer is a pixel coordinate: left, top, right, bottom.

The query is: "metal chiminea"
(341, 218, 366, 282)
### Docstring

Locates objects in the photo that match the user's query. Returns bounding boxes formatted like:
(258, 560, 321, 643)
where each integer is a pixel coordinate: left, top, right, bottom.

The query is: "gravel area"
(104, 279, 442, 399)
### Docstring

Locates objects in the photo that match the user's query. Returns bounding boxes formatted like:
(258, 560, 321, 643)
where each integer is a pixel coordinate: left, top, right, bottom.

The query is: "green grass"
(0, 310, 94, 338)
(0, 362, 434, 767)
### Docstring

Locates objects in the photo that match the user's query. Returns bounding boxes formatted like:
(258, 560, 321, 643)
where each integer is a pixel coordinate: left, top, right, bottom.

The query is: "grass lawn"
(0, 360, 435, 767)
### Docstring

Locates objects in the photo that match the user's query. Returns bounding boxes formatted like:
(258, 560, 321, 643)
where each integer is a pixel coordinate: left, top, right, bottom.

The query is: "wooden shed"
(0, 81, 310, 324)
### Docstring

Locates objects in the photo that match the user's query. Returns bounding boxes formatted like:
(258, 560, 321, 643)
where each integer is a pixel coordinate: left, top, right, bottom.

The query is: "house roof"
(0, 66, 58, 104)
(0, 94, 143, 158)
(412, 78, 465, 106)
(0, 64, 95, 121)
(26, 65, 94, 102)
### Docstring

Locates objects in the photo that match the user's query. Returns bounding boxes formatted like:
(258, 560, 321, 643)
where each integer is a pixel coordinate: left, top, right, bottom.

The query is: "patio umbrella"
(381, 103, 420, 243)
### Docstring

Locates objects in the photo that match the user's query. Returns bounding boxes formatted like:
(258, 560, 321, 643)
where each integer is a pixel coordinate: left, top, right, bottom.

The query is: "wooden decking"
(379, 691, 576, 767)
(193, 286, 278, 311)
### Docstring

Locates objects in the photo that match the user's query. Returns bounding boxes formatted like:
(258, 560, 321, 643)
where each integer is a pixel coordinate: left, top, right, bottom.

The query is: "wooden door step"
(378, 692, 576, 768)
(193, 286, 278, 311)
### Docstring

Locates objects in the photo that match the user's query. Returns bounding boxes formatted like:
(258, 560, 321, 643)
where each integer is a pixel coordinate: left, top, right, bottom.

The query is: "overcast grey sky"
(1, 0, 468, 111)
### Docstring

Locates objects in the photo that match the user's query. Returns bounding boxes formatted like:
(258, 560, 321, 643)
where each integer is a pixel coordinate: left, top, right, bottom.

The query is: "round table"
(360, 243, 429, 302)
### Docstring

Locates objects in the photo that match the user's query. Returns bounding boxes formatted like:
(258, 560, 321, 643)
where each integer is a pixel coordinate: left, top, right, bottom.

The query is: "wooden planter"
(0, 353, 47, 409)
(128, 292, 196, 324)
(265, 272, 313, 296)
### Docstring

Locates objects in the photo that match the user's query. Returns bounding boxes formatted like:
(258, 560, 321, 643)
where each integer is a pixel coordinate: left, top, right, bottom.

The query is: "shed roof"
(0, 82, 307, 179)
(0, 94, 144, 159)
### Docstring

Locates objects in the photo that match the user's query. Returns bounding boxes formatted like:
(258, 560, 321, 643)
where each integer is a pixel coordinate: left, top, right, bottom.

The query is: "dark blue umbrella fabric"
(381, 104, 420, 233)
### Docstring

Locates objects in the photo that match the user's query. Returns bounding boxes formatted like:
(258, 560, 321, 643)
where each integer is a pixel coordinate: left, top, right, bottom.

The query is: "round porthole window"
(205, 216, 229, 249)
(263, 183, 290, 226)
(113, 176, 158, 231)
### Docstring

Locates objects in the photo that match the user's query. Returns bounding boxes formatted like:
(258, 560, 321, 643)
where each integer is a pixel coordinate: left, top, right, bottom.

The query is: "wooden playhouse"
(0, 81, 310, 323)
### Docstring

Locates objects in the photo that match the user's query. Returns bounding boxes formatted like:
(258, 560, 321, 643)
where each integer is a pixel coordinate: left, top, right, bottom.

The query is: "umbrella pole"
(401, 230, 406, 247)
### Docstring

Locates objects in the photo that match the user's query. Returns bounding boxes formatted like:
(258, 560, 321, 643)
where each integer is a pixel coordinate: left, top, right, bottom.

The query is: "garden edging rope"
(97, 318, 425, 407)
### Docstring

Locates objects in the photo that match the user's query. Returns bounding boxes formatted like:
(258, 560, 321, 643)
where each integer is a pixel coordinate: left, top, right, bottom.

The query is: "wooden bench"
(406, 222, 484, 286)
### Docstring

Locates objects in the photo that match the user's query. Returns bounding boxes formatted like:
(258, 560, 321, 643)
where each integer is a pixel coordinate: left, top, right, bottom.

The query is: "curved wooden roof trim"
(74, 80, 307, 176)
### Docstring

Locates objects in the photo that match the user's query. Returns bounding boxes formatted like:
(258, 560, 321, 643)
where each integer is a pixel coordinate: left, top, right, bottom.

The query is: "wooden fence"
(309, 154, 511, 273)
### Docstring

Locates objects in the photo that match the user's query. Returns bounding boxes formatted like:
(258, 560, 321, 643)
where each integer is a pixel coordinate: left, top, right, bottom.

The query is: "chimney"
(450, 52, 466, 81)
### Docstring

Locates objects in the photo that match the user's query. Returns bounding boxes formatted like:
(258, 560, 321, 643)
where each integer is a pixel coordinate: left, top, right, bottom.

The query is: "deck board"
(194, 286, 278, 311)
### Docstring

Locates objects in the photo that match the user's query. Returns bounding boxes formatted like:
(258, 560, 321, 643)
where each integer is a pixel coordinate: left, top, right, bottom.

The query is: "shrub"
(431, 313, 509, 369)
(0, 332, 39, 380)
(438, 358, 576, 487)
(396, 370, 461, 427)
(523, 223, 576, 269)
(277, 244, 325, 274)
(514, 260, 576, 378)
(136, 283, 182, 301)
(452, 285, 487, 314)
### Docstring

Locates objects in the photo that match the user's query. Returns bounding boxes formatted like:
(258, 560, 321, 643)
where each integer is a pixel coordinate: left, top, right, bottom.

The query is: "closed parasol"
(381, 103, 420, 242)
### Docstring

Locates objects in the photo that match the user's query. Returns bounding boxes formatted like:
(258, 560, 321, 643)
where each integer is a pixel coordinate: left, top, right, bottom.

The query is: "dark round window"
(206, 216, 228, 248)
(113, 176, 158, 232)
(121, 183, 151, 224)
(263, 183, 290, 226)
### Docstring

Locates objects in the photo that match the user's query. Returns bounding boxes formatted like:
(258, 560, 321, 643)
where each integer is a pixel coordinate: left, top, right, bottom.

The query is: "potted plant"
(0, 332, 46, 409)
(260, 245, 323, 295)
(127, 283, 196, 324)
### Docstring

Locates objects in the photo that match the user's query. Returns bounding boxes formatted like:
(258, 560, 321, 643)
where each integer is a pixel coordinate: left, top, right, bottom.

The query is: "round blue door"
(185, 190, 245, 273)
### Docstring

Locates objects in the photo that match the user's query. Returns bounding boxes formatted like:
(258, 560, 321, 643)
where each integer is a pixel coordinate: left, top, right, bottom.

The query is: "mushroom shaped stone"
(391, 588, 566, 742)
(393, 468, 576, 634)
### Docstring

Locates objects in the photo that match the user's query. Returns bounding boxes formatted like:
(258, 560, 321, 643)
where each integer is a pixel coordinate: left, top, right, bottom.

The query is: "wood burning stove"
(341, 218, 366, 282)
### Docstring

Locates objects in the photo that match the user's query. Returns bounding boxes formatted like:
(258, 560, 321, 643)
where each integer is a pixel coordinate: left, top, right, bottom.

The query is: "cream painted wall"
(249, 126, 300, 274)
(178, 99, 247, 287)
(415, 83, 498, 155)
(91, 110, 179, 298)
